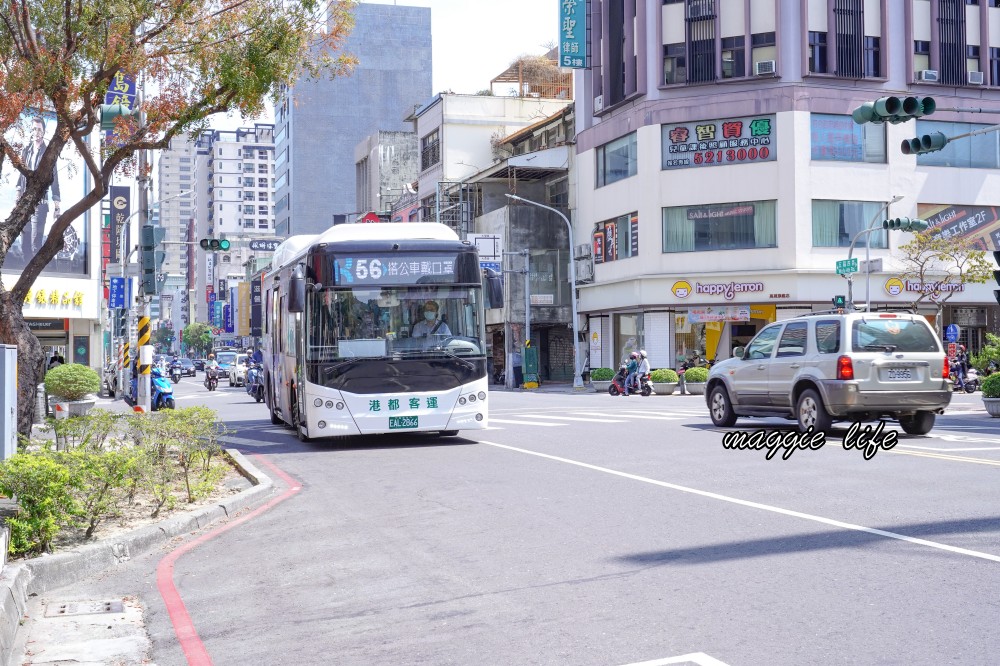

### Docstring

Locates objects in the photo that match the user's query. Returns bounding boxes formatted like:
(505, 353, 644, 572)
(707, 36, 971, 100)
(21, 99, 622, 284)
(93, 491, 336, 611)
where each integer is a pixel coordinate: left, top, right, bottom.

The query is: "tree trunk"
(0, 291, 44, 437)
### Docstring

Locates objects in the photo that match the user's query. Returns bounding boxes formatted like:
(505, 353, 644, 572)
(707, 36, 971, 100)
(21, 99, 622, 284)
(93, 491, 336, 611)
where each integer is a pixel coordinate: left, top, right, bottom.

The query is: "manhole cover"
(44, 600, 125, 617)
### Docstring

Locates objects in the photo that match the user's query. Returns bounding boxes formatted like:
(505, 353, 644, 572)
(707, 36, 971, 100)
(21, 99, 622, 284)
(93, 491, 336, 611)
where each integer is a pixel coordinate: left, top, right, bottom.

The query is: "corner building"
(575, 0, 1000, 371)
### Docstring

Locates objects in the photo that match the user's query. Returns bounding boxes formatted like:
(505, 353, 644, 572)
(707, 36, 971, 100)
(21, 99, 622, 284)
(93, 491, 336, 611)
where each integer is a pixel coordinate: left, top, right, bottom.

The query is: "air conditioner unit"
(573, 243, 592, 259)
(969, 71, 985, 85)
(594, 95, 604, 113)
(916, 69, 939, 82)
(754, 60, 776, 76)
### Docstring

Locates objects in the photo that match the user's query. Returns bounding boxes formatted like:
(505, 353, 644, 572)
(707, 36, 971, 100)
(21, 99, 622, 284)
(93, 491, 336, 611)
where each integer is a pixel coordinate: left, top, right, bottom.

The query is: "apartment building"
(575, 0, 1000, 370)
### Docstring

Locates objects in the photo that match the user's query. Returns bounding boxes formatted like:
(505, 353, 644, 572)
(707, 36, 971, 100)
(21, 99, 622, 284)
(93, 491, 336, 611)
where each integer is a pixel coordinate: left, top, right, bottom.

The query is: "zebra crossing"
(488, 409, 706, 429)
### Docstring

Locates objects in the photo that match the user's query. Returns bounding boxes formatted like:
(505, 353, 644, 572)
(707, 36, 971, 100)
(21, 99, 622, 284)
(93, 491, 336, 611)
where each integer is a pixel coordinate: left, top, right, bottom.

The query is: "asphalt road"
(17, 378, 1000, 665)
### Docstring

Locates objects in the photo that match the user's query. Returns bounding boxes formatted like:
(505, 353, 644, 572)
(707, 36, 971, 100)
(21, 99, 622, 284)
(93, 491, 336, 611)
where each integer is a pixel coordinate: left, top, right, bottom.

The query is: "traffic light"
(140, 224, 166, 295)
(832, 295, 847, 309)
(852, 96, 936, 125)
(883, 217, 930, 232)
(900, 131, 949, 156)
(993, 251, 1000, 307)
(100, 104, 138, 131)
(114, 309, 127, 338)
(199, 238, 231, 251)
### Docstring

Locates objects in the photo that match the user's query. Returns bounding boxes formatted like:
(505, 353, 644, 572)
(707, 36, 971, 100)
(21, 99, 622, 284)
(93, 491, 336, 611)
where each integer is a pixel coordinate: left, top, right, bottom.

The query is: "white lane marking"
(899, 445, 1000, 452)
(599, 412, 682, 421)
(621, 653, 731, 666)
(480, 440, 1000, 563)
(513, 414, 627, 423)
(489, 418, 563, 427)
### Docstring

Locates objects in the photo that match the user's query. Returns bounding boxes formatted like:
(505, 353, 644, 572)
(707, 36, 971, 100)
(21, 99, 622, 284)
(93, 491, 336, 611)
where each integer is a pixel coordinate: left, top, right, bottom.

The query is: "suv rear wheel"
(899, 411, 935, 435)
(709, 385, 737, 427)
(797, 389, 832, 433)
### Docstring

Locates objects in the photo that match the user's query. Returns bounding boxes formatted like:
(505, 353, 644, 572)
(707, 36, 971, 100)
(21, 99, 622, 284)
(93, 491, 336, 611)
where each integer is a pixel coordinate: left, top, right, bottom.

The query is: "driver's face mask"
(424, 310, 437, 321)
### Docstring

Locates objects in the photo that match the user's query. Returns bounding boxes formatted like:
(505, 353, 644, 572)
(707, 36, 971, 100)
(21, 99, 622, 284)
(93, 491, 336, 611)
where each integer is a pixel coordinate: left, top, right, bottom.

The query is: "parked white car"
(705, 311, 953, 434)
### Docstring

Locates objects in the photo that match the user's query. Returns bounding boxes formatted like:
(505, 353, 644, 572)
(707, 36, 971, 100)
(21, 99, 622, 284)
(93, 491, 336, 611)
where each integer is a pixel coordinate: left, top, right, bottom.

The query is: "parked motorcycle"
(204, 366, 219, 391)
(245, 362, 264, 403)
(129, 367, 175, 410)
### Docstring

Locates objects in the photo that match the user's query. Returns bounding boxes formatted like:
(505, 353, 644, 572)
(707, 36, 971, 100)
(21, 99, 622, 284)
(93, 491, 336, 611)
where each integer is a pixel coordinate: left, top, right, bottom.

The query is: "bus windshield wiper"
(391, 348, 477, 370)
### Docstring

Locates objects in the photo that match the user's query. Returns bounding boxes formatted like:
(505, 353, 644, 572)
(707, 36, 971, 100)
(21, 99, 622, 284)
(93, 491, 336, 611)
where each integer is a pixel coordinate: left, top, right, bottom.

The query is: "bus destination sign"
(336, 255, 458, 286)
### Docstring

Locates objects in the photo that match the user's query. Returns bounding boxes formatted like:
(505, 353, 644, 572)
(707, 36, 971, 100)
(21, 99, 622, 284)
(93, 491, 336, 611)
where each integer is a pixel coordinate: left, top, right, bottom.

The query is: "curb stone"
(0, 448, 273, 666)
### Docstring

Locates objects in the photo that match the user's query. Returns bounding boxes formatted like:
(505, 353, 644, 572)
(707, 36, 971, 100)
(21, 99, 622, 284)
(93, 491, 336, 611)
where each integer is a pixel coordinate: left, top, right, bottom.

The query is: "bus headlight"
(468, 394, 477, 402)
(478, 391, 486, 401)
(459, 397, 467, 405)
(318, 420, 327, 429)
(475, 413, 484, 421)
(325, 400, 334, 409)
(336, 402, 345, 410)
(313, 398, 323, 407)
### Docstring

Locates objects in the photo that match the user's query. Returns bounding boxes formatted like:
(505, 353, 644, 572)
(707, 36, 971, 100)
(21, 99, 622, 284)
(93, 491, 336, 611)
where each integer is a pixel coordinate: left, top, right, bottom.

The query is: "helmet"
(630, 352, 638, 359)
(208, 353, 215, 359)
(640, 349, 647, 358)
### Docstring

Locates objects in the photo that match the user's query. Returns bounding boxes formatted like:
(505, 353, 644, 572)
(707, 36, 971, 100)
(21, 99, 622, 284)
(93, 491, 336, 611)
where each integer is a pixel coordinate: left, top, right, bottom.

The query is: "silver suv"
(705, 311, 952, 434)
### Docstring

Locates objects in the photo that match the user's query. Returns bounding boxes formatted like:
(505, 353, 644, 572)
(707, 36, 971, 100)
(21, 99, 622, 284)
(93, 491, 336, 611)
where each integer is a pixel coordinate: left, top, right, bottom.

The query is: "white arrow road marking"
(621, 653, 731, 666)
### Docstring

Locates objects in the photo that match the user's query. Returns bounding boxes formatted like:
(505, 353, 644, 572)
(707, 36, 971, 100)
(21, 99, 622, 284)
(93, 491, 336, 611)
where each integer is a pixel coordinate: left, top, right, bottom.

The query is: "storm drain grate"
(44, 600, 125, 617)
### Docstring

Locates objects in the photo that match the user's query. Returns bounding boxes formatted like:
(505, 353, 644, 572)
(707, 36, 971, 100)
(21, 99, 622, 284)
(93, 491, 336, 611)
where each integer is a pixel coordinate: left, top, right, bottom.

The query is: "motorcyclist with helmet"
(204, 353, 219, 389)
(954, 344, 969, 391)
(623, 351, 639, 396)
(635, 349, 651, 393)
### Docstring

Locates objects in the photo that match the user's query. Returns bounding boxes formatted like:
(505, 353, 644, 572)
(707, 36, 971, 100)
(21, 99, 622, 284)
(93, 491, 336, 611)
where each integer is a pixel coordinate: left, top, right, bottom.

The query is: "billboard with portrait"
(0, 112, 89, 276)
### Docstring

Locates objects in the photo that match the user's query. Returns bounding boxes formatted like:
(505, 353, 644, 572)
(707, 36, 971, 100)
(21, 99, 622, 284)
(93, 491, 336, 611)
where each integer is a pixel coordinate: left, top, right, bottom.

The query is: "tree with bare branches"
(896, 229, 993, 335)
(0, 0, 358, 436)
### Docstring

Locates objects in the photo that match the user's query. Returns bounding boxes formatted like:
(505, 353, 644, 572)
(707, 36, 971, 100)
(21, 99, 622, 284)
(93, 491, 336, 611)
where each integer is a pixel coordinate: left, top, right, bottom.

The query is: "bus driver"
(410, 300, 452, 338)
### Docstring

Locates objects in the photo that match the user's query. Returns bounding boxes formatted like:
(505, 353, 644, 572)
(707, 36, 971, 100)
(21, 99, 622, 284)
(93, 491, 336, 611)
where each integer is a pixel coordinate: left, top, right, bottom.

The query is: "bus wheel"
(267, 386, 282, 425)
(439, 430, 459, 436)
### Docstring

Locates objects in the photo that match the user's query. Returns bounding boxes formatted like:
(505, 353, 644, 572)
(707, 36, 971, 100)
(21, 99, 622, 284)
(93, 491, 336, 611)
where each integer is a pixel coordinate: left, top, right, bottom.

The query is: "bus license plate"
(389, 416, 419, 430)
(886, 369, 912, 380)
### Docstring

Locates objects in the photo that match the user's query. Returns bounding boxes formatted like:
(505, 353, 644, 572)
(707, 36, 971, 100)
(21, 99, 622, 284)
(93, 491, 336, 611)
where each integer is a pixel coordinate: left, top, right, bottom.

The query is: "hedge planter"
(591, 381, 612, 393)
(684, 382, 706, 396)
(652, 382, 677, 395)
(984, 398, 1000, 417)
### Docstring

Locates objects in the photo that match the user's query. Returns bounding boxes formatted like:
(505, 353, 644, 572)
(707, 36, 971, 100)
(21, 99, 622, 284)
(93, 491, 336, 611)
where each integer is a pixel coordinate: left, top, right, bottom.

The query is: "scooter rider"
(204, 353, 219, 387)
(623, 352, 639, 397)
(635, 349, 650, 392)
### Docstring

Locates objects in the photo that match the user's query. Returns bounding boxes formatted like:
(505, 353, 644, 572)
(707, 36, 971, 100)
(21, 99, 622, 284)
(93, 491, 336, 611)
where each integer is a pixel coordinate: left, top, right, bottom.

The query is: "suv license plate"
(389, 416, 419, 430)
(886, 369, 912, 380)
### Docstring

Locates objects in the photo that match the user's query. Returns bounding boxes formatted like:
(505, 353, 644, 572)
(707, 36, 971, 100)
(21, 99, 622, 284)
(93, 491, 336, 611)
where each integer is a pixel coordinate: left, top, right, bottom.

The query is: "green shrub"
(45, 363, 100, 401)
(589, 367, 614, 381)
(650, 368, 679, 383)
(981, 373, 1000, 399)
(59, 448, 141, 538)
(683, 366, 709, 383)
(971, 333, 1000, 372)
(0, 453, 78, 555)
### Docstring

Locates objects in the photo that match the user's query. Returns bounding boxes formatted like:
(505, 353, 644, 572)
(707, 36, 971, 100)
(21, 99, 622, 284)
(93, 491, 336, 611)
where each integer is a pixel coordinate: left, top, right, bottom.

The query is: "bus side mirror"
(483, 268, 504, 309)
(288, 267, 306, 313)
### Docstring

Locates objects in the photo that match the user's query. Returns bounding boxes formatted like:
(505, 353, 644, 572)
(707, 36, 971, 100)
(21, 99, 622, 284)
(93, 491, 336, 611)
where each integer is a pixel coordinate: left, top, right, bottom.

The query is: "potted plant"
(981, 373, 1000, 417)
(649, 368, 678, 395)
(45, 363, 101, 418)
(589, 367, 614, 392)
(682, 366, 709, 395)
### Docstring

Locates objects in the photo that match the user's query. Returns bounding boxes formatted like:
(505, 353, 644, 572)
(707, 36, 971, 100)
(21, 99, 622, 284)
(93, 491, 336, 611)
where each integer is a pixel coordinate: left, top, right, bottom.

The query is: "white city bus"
(263, 223, 501, 441)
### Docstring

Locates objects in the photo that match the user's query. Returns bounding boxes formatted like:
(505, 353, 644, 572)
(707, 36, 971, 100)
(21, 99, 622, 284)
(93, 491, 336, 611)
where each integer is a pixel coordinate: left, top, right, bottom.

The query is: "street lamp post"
(505, 194, 585, 389)
(845, 195, 903, 310)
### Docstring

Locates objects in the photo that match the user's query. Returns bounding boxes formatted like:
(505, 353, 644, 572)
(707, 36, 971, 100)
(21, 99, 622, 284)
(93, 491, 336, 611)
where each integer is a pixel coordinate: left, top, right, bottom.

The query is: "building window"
(243, 164, 254, 173)
(243, 218, 255, 229)
(546, 178, 569, 208)
(663, 43, 686, 84)
(243, 148, 255, 159)
(258, 178, 268, 188)
(915, 119, 1000, 167)
(243, 205, 254, 214)
(275, 149, 287, 169)
(596, 132, 638, 187)
(614, 313, 644, 363)
(258, 205, 269, 216)
(258, 164, 268, 174)
(938, 0, 968, 86)
(915, 40, 931, 74)
(808, 31, 827, 73)
(812, 200, 889, 248)
(662, 200, 777, 253)
(593, 212, 639, 263)
(258, 219, 269, 229)
(991, 48, 1000, 85)
(421, 130, 440, 171)
(420, 195, 435, 221)
(864, 37, 881, 77)
(752, 31, 776, 74)
(258, 150, 267, 159)
(244, 191, 255, 201)
(722, 36, 745, 79)
(967, 45, 981, 73)
(258, 192, 268, 202)
(688, 3, 717, 82)
(811, 113, 886, 163)
(243, 177, 253, 187)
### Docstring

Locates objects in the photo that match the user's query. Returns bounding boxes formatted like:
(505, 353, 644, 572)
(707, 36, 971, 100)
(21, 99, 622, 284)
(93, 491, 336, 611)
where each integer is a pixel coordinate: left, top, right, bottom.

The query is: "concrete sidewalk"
(0, 449, 275, 666)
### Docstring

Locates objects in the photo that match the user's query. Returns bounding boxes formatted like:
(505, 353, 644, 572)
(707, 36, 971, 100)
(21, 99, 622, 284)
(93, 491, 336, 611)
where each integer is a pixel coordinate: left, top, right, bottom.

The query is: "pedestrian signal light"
(832, 295, 847, 309)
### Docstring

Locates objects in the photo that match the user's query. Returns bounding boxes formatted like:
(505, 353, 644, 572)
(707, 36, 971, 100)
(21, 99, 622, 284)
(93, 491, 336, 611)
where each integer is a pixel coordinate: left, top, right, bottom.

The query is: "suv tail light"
(943, 356, 949, 379)
(836, 355, 854, 380)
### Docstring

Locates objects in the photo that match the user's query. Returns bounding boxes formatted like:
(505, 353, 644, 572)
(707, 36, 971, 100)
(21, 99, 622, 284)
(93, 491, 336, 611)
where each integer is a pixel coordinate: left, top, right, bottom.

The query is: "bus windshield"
(306, 286, 485, 362)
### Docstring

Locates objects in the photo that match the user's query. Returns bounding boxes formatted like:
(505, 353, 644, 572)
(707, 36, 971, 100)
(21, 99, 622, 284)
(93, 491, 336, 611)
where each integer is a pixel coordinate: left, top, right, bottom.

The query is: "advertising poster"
(593, 230, 604, 264)
(238, 282, 250, 336)
(662, 115, 776, 170)
(0, 112, 89, 275)
(917, 203, 1000, 250)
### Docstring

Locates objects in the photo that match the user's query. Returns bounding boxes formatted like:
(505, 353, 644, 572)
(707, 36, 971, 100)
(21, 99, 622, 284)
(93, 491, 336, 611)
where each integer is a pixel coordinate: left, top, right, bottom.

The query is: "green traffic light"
(218, 239, 231, 251)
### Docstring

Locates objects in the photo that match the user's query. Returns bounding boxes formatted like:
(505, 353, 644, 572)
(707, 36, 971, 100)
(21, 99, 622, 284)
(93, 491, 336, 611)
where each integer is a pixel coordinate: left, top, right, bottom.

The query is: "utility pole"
(137, 145, 152, 413)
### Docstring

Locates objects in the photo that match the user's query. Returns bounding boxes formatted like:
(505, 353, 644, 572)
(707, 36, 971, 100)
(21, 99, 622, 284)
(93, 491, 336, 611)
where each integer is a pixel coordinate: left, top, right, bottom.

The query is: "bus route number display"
(336, 255, 457, 286)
